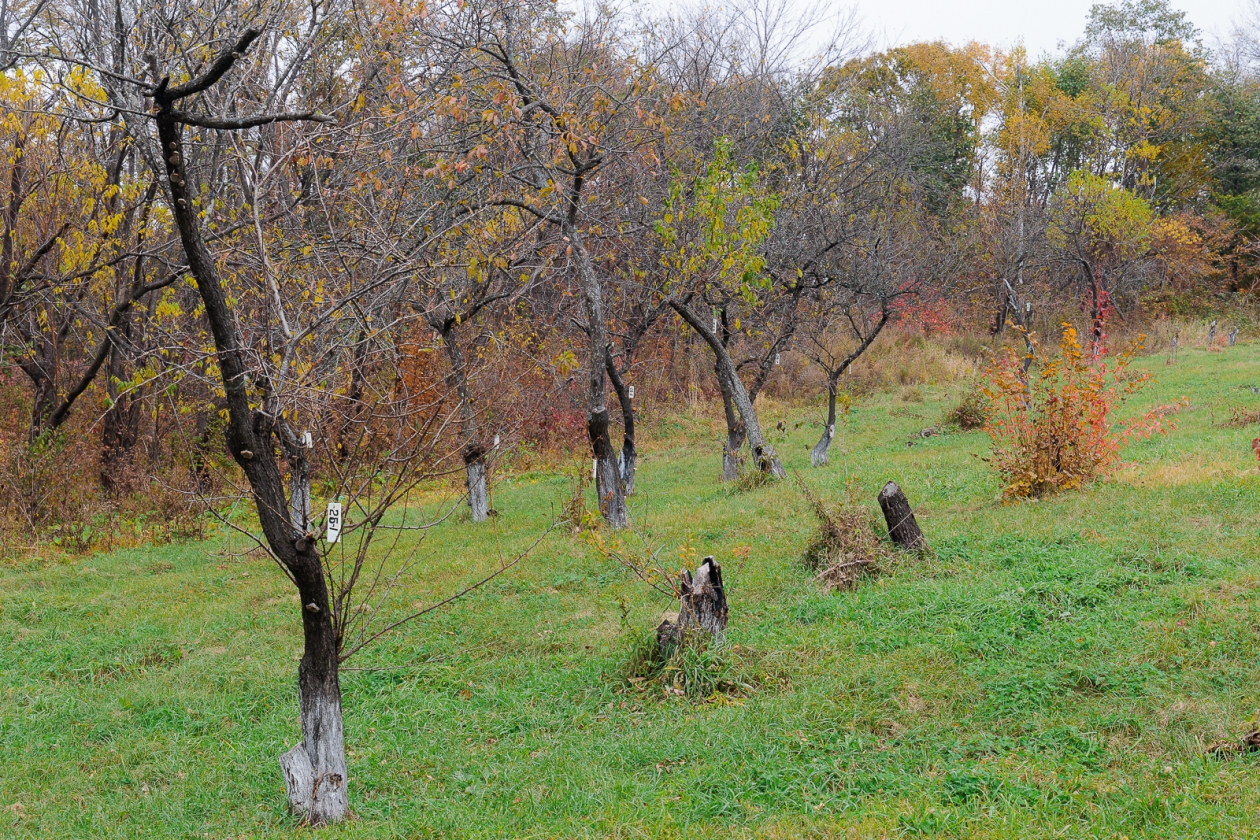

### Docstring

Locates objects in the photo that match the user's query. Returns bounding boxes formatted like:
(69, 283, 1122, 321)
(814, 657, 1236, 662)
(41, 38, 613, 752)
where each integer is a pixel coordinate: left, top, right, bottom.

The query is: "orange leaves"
(982, 322, 1184, 498)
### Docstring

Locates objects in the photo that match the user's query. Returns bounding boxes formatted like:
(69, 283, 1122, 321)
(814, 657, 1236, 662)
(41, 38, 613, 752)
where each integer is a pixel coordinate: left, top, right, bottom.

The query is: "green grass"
(4, 344, 1260, 838)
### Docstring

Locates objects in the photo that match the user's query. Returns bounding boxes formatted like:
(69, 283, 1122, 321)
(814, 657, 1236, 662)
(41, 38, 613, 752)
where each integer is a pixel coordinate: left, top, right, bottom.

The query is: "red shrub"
(982, 323, 1185, 498)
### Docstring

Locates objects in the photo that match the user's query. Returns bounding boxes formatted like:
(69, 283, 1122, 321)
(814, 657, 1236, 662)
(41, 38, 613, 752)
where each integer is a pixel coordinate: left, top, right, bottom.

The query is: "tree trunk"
(567, 221, 628, 528)
(465, 448, 489, 522)
(671, 300, 784, 478)
(288, 449, 311, 535)
(25, 359, 56, 443)
(811, 378, 839, 467)
(280, 577, 347, 823)
(154, 54, 349, 823)
(810, 307, 890, 467)
(438, 324, 489, 522)
(878, 480, 927, 551)
(101, 330, 144, 490)
(715, 357, 744, 481)
(605, 353, 637, 495)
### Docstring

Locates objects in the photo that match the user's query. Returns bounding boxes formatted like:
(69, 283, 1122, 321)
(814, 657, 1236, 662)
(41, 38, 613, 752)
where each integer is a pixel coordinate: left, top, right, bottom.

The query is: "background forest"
(3, 0, 1260, 834)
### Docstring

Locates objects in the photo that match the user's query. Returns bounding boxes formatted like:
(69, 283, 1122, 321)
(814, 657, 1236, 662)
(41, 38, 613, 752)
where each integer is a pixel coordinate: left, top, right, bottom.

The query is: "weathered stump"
(1209, 319, 1218, 346)
(878, 481, 927, 551)
(657, 556, 728, 651)
(1229, 326, 1239, 347)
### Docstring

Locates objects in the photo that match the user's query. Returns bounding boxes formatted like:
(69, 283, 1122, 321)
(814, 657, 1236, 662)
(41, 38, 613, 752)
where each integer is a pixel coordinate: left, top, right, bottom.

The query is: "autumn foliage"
(982, 324, 1185, 498)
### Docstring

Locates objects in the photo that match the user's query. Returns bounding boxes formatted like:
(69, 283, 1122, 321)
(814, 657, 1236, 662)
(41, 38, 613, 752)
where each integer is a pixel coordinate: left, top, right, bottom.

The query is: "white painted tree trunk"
(811, 423, 834, 467)
(618, 445, 637, 496)
(595, 448, 629, 529)
(288, 456, 311, 534)
(467, 458, 489, 522)
(280, 678, 347, 824)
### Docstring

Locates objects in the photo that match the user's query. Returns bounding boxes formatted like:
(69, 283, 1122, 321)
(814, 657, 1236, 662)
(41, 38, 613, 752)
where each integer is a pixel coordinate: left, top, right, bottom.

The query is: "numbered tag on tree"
(325, 502, 343, 545)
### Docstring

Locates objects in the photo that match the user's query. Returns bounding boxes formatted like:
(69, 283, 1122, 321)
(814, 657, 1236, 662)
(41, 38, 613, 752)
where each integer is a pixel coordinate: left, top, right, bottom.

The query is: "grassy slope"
(2, 344, 1260, 839)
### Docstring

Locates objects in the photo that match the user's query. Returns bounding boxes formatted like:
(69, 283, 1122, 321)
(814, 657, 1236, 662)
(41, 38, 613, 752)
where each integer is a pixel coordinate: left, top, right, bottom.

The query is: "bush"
(944, 384, 990, 430)
(981, 323, 1184, 498)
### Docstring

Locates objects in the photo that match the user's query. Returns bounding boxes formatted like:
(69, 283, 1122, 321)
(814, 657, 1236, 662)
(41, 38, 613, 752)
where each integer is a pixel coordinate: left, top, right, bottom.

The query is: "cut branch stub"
(878, 481, 927, 551)
(658, 556, 729, 651)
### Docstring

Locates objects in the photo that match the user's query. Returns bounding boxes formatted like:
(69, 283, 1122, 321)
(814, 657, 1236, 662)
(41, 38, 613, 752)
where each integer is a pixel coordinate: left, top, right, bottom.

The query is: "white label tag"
(627, 385, 634, 399)
(325, 502, 342, 544)
(592, 458, 598, 481)
(300, 430, 312, 448)
(493, 434, 500, 447)
(774, 352, 781, 365)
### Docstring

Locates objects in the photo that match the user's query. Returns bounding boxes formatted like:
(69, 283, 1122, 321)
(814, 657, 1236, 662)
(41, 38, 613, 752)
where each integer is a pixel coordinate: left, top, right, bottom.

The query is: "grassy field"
(3, 341, 1260, 838)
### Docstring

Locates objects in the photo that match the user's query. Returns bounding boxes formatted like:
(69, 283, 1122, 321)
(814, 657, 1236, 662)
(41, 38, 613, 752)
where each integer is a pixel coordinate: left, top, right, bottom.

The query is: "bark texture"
(465, 455, 489, 522)
(438, 321, 490, 522)
(679, 556, 729, 638)
(811, 420, 835, 467)
(715, 356, 745, 481)
(878, 480, 927, 551)
(605, 350, 637, 495)
(811, 380, 841, 467)
(658, 556, 729, 650)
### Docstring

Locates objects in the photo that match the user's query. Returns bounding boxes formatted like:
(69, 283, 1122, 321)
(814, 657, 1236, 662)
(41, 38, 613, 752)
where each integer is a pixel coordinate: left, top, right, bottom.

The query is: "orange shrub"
(982, 324, 1184, 498)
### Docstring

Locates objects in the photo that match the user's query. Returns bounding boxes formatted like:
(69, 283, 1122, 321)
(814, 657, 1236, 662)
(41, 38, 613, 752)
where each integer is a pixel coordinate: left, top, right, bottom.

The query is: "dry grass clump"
(619, 632, 787, 701)
(944, 383, 990, 430)
(732, 464, 775, 493)
(560, 459, 598, 533)
(1220, 406, 1260, 428)
(794, 474, 888, 590)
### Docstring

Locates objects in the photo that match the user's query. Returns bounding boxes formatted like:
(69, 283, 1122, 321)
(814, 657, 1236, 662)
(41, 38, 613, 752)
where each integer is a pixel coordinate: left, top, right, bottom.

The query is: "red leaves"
(983, 322, 1184, 498)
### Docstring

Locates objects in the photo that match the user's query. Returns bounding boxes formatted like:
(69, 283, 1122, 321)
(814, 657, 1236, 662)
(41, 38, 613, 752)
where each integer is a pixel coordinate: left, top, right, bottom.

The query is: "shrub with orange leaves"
(982, 323, 1185, 498)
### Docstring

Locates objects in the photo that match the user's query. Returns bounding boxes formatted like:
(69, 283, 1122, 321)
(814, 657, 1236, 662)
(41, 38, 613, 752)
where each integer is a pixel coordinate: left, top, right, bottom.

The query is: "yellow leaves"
(155, 298, 183, 321)
(553, 349, 579, 375)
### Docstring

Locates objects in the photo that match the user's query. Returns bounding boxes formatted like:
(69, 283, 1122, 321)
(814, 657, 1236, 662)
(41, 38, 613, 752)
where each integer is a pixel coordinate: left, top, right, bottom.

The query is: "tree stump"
(1229, 326, 1239, 347)
(1209, 319, 1217, 346)
(878, 481, 927, 551)
(657, 556, 728, 652)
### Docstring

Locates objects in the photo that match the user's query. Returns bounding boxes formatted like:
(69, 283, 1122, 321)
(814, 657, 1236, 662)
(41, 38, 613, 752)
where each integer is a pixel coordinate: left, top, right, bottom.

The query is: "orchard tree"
(437, 0, 676, 527)
(657, 139, 786, 478)
(29, 0, 548, 822)
(1047, 171, 1155, 348)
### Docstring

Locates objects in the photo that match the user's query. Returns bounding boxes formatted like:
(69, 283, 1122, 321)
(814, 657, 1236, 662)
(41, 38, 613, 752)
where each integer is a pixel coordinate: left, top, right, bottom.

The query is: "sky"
(855, 0, 1247, 57)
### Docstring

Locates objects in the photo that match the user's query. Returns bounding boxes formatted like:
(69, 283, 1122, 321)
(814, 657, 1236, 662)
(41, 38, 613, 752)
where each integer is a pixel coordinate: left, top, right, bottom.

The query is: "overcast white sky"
(855, 0, 1245, 57)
